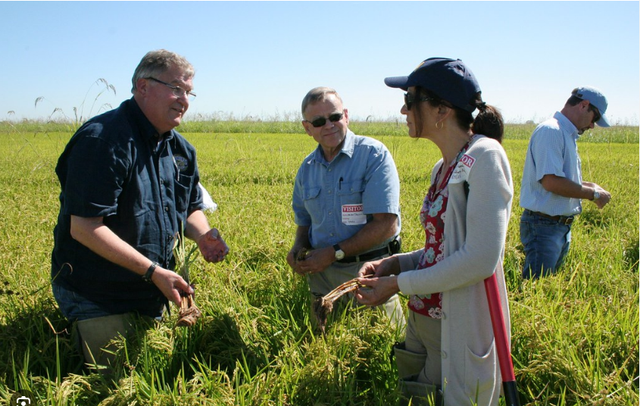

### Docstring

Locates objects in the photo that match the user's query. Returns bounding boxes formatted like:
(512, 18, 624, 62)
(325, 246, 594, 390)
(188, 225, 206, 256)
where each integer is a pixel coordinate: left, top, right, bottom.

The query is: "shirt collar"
(310, 129, 355, 163)
(554, 111, 579, 140)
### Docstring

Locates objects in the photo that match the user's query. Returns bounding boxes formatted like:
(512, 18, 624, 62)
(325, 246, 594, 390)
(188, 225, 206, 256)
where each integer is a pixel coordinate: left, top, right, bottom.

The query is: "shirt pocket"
(337, 179, 364, 205)
(174, 173, 194, 214)
(301, 186, 322, 215)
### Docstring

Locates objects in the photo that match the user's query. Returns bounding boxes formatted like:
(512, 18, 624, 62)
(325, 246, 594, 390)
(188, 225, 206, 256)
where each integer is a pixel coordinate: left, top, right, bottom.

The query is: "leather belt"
(337, 237, 401, 264)
(525, 209, 574, 225)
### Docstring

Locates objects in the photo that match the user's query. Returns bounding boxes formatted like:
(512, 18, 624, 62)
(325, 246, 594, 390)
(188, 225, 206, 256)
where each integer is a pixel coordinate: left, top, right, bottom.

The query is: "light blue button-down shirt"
(520, 111, 583, 216)
(292, 130, 401, 250)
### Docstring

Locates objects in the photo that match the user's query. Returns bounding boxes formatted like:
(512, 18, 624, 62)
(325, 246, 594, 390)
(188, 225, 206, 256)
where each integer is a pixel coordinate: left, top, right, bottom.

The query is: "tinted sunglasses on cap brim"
(305, 112, 344, 128)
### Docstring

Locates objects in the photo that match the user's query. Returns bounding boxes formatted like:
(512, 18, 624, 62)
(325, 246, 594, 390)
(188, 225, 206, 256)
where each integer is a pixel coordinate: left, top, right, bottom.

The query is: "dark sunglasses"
(305, 112, 344, 128)
(589, 104, 601, 124)
(404, 92, 433, 111)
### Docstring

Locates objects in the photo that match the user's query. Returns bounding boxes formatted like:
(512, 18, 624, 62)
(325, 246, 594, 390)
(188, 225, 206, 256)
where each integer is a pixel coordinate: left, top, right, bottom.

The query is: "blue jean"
(520, 210, 572, 279)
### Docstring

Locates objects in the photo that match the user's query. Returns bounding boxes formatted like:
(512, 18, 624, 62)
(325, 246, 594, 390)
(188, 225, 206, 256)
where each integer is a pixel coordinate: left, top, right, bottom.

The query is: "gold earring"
(435, 121, 444, 130)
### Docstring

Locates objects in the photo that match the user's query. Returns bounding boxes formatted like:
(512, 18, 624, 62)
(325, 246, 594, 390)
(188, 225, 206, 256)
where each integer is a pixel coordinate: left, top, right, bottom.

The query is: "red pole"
(484, 274, 520, 406)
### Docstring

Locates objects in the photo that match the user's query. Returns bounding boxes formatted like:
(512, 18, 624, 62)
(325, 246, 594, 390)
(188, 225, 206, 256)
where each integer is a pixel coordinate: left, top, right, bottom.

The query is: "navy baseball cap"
(572, 86, 610, 127)
(385, 57, 481, 113)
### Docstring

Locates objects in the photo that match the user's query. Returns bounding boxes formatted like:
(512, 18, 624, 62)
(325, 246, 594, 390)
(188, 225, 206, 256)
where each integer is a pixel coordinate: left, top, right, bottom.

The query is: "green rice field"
(0, 120, 637, 405)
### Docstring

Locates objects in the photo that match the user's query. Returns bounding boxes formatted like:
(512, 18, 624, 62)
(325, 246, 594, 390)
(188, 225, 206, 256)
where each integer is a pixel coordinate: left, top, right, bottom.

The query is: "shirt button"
(165, 206, 169, 212)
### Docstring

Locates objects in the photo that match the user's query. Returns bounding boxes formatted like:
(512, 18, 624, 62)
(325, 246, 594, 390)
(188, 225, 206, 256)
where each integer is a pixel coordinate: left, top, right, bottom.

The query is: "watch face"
(335, 250, 345, 260)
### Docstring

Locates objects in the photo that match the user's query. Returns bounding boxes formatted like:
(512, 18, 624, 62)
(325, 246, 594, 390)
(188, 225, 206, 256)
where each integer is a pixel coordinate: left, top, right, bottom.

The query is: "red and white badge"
(342, 204, 366, 225)
(450, 154, 475, 184)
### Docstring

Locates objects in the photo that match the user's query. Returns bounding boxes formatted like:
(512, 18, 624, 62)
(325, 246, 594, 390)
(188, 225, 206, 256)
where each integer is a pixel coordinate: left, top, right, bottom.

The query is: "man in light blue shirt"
(520, 87, 612, 279)
(287, 87, 404, 329)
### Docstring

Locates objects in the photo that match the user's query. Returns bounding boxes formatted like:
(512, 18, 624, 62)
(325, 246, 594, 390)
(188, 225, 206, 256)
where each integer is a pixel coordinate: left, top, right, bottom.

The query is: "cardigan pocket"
(464, 338, 497, 400)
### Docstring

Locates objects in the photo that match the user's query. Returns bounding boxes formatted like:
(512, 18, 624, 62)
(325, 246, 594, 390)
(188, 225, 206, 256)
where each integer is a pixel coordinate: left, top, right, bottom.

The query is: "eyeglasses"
(147, 77, 196, 100)
(404, 92, 433, 111)
(304, 112, 344, 128)
(588, 104, 601, 124)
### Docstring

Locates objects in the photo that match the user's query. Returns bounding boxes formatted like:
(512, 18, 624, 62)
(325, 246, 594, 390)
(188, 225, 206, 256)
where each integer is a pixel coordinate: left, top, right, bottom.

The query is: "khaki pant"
(75, 313, 151, 375)
(404, 311, 442, 384)
(394, 341, 442, 406)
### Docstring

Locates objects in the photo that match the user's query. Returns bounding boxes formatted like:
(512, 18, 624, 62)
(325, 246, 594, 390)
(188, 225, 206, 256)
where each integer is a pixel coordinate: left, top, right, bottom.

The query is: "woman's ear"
(438, 104, 453, 121)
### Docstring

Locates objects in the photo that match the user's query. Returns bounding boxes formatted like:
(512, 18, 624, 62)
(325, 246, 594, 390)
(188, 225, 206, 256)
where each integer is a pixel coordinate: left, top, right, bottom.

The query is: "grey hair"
(131, 49, 195, 94)
(301, 87, 343, 116)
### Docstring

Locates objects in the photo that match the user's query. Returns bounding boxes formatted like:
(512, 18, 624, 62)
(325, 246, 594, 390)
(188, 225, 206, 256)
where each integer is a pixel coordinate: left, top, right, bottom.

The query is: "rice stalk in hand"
(296, 248, 309, 262)
(313, 275, 373, 334)
(173, 231, 202, 328)
(177, 290, 202, 327)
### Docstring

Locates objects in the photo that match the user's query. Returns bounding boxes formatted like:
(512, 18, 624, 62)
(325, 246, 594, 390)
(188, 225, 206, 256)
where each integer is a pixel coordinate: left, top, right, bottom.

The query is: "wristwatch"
(333, 244, 345, 261)
(592, 190, 601, 201)
(142, 262, 159, 283)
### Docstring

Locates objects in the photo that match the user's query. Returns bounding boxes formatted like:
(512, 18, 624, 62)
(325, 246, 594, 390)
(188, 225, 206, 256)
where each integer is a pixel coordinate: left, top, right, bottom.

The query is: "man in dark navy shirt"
(51, 49, 229, 371)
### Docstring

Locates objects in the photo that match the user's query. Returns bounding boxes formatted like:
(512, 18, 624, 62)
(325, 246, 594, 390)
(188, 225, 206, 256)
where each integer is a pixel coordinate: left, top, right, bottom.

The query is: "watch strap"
(143, 262, 159, 283)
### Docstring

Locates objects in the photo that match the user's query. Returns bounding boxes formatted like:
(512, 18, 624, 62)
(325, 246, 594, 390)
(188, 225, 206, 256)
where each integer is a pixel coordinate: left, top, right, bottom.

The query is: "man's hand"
(150, 267, 193, 307)
(197, 228, 229, 263)
(593, 188, 612, 209)
(290, 246, 335, 275)
(287, 246, 309, 275)
(584, 182, 612, 209)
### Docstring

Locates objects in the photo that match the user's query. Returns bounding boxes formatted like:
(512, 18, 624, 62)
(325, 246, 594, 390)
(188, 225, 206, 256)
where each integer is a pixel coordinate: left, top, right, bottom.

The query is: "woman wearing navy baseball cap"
(356, 58, 514, 405)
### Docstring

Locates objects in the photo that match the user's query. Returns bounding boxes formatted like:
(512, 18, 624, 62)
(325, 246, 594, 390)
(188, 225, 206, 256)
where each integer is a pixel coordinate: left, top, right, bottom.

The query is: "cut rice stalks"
(313, 274, 373, 334)
(177, 288, 201, 327)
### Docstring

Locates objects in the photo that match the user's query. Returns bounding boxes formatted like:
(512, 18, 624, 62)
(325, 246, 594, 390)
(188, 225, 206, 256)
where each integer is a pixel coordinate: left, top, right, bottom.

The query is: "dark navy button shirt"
(52, 98, 203, 317)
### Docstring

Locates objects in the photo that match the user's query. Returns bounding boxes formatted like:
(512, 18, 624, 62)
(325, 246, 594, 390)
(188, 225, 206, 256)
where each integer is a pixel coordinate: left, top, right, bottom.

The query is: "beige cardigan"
(396, 135, 513, 405)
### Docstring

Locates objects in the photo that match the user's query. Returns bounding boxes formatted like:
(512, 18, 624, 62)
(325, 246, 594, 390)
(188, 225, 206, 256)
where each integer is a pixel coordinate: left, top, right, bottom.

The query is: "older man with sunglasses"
(520, 86, 612, 279)
(287, 87, 405, 330)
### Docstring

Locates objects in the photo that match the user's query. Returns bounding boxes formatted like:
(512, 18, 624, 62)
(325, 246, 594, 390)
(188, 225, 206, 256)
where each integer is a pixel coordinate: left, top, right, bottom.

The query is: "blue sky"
(2, 1, 639, 125)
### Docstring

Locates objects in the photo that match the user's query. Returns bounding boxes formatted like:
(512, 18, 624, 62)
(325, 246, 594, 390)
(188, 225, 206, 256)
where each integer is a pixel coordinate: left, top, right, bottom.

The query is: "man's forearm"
(541, 174, 595, 200)
(338, 213, 398, 257)
(70, 215, 152, 276)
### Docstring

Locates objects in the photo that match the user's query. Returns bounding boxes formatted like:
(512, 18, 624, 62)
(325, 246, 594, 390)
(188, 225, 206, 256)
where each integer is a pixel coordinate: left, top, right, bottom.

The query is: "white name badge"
(449, 154, 475, 184)
(342, 204, 366, 225)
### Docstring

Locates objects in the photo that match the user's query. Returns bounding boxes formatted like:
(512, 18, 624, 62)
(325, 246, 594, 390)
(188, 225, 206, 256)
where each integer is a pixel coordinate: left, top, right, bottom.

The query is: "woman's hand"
(357, 255, 400, 278)
(355, 274, 400, 307)
(355, 256, 401, 306)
